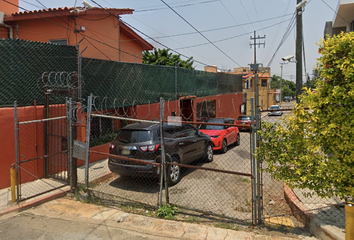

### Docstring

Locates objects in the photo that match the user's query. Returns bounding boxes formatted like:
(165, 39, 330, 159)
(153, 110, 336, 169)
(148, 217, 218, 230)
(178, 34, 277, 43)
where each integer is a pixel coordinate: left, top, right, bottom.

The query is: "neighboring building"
(204, 66, 277, 115)
(324, 0, 354, 37)
(0, 0, 153, 63)
(243, 71, 277, 114)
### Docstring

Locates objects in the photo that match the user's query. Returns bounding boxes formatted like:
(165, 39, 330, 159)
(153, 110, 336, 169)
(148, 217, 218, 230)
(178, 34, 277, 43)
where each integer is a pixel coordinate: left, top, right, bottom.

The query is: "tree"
(143, 48, 194, 70)
(256, 31, 354, 199)
(270, 75, 296, 98)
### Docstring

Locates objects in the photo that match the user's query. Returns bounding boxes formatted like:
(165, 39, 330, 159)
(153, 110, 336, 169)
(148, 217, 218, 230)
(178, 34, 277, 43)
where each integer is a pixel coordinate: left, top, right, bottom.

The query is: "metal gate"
(13, 71, 80, 202)
(81, 95, 263, 225)
(14, 100, 69, 202)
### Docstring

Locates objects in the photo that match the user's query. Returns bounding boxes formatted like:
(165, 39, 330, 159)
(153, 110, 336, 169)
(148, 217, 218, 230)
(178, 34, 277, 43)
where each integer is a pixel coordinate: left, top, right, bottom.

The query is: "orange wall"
(13, 15, 145, 63)
(0, 105, 45, 189)
(0, 93, 244, 189)
(0, 0, 18, 15)
(135, 93, 244, 122)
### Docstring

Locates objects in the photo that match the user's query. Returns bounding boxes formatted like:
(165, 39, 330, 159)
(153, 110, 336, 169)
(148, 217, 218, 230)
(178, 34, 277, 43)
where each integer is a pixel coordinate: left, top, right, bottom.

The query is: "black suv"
(108, 122, 213, 185)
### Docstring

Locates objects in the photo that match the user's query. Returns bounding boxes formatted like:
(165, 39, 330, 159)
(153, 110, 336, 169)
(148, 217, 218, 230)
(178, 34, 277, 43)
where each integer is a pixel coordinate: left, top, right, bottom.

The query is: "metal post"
(296, 0, 303, 103)
(44, 75, 50, 178)
(250, 98, 257, 225)
(67, 98, 74, 191)
(14, 101, 20, 203)
(280, 63, 284, 103)
(85, 94, 93, 189)
(175, 61, 178, 114)
(159, 97, 166, 206)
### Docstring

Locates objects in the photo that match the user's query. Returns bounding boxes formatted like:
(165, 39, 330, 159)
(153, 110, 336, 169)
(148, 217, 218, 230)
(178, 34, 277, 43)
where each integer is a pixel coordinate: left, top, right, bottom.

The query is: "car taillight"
(140, 144, 160, 152)
(236, 120, 240, 124)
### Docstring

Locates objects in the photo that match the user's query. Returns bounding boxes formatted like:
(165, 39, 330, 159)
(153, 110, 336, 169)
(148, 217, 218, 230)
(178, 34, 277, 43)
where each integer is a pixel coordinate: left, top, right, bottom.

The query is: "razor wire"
(40, 71, 84, 90)
(85, 95, 241, 122)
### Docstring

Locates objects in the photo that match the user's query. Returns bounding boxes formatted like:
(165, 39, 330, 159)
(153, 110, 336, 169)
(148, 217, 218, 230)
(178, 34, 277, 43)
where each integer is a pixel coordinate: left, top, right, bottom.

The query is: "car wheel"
(204, 144, 214, 163)
(166, 157, 181, 186)
(221, 139, 228, 153)
(235, 133, 240, 146)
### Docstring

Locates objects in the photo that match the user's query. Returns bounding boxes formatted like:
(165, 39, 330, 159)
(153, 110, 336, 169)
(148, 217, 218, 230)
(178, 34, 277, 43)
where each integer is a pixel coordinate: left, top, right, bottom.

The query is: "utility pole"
(250, 31, 265, 225)
(296, 0, 304, 103)
(280, 63, 284, 102)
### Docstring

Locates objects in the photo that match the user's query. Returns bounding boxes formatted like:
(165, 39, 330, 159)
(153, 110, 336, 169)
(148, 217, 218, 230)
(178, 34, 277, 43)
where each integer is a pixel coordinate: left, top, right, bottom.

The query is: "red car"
(198, 118, 240, 153)
(236, 115, 256, 131)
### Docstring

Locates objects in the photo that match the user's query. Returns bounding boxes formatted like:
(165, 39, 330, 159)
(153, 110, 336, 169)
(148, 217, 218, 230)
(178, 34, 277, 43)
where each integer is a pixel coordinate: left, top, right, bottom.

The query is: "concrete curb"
(283, 183, 344, 240)
(284, 183, 313, 228)
(0, 186, 70, 217)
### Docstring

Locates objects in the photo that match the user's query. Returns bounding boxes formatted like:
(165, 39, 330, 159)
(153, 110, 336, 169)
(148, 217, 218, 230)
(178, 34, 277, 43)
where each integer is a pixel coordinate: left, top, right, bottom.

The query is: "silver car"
(268, 105, 283, 116)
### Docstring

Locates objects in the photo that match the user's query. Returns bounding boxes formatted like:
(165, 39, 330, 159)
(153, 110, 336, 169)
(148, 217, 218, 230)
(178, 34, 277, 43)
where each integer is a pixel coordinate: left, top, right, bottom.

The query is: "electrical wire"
(149, 13, 294, 40)
(134, 0, 219, 12)
(160, 0, 242, 67)
(261, 0, 292, 65)
(265, 11, 297, 68)
(218, 0, 247, 33)
(175, 17, 293, 50)
(251, 0, 264, 36)
(320, 0, 350, 24)
(238, 0, 255, 31)
(89, 0, 213, 67)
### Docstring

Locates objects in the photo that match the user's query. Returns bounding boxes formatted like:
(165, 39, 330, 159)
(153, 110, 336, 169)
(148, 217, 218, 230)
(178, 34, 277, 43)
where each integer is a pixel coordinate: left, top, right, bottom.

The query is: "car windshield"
(199, 119, 224, 130)
(238, 116, 251, 120)
(115, 129, 155, 143)
(269, 106, 280, 110)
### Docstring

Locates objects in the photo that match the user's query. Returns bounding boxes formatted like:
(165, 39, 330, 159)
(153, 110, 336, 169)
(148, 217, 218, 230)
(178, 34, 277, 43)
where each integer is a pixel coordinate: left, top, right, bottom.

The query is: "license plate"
(242, 123, 246, 125)
(121, 149, 130, 155)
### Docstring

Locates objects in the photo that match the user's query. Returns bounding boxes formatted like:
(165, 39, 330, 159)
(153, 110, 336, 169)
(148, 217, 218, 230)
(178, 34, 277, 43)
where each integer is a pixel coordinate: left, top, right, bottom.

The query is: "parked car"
(268, 105, 283, 116)
(198, 118, 240, 153)
(108, 122, 213, 186)
(236, 115, 256, 131)
(283, 96, 291, 102)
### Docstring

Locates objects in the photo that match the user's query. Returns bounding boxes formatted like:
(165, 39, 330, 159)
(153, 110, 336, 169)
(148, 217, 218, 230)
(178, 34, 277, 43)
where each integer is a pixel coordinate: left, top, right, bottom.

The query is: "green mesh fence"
(1, 39, 242, 108)
(82, 58, 242, 109)
(0, 39, 77, 106)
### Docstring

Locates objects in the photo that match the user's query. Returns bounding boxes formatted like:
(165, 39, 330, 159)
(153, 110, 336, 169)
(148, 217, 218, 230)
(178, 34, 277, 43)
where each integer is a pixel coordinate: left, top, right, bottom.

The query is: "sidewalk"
(284, 184, 345, 240)
(0, 161, 346, 240)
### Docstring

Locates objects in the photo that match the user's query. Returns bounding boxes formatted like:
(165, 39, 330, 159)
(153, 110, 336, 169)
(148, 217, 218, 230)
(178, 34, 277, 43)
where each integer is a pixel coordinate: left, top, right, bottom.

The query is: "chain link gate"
(13, 71, 82, 202)
(14, 100, 69, 202)
(81, 95, 264, 225)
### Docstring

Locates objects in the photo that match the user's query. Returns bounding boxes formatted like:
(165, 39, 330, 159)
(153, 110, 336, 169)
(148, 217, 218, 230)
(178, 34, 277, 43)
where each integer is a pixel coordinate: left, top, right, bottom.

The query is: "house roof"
(332, 0, 354, 28)
(4, 7, 153, 50)
(242, 72, 271, 79)
(6, 7, 135, 20)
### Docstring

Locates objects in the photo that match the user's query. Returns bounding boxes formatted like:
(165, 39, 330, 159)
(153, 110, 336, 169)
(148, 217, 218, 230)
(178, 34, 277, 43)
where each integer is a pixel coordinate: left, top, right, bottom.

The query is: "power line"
(218, 0, 247, 33)
(150, 13, 293, 40)
(135, 0, 219, 12)
(160, 0, 242, 67)
(320, 0, 350, 24)
(175, 17, 292, 50)
(89, 0, 214, 67)
(265, 12, 297, 67)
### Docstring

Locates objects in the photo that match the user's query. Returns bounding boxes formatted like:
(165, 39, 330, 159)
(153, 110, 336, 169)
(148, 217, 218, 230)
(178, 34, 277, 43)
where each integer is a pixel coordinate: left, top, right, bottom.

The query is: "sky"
(19, 0, 339, 82)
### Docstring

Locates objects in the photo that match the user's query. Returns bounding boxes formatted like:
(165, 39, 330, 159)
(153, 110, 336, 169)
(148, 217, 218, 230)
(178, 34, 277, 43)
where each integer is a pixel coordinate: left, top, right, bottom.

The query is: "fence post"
(67, 98, 74, 192)
(250, 98, 257, 225)
(14, 101, 20, 203)
(159, 97, 166, 206)
(85, 94, 93, 189)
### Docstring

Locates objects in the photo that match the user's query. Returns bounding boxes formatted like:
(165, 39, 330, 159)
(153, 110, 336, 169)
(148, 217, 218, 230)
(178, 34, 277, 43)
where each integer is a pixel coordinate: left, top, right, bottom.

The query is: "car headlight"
(211, 135, 220, 138)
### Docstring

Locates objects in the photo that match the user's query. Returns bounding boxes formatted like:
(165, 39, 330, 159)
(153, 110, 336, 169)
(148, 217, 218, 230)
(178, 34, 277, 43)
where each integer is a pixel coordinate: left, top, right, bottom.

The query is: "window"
(261, 79, 267, 87)
(49, 39, 67, 45)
